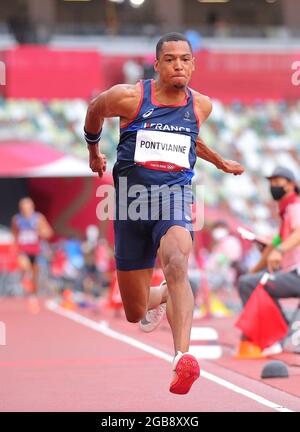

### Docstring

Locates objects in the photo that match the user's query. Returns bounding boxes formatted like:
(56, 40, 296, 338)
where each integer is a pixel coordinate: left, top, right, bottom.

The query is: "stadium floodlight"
(129, 0, 145, 7)
(198, 0, 230, 3)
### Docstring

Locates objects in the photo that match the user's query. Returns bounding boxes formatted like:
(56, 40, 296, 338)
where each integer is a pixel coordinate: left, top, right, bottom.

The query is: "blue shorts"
(114, 181, 194, 271)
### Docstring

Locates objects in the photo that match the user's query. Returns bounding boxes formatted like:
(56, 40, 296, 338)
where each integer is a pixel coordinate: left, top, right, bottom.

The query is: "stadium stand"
(1, 96, 299, 238)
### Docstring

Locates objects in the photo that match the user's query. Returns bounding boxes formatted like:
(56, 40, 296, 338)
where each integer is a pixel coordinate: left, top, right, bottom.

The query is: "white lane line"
(45, 300, 293, 412)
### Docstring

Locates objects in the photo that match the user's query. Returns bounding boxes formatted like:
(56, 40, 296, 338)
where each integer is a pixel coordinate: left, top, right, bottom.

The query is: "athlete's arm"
(196, 137, 244, 175)
(84, 84, 140, 177)
(194, 93, 244, 176)
(38, 214, 54, 240)
(11, 216, 18, 244)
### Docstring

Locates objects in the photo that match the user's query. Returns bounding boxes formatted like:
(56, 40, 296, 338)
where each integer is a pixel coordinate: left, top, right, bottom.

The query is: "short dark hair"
(156, 32, 192, 59)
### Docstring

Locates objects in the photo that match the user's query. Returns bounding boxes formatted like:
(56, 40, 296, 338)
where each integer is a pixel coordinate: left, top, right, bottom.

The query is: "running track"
(0, 298, 300, 412)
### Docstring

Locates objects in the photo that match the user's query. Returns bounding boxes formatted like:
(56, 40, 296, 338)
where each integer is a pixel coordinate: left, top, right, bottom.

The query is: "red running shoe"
(169, 352, 200, 395)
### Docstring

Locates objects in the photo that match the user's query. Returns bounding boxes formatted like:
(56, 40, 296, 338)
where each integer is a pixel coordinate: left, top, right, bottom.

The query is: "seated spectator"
(237, 166, 300, 356)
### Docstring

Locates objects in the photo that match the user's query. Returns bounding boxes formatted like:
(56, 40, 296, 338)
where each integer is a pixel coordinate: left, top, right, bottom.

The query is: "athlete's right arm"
(84, 84, 140, 177)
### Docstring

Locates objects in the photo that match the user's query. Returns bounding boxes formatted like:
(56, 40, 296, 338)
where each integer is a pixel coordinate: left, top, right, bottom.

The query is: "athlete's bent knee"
(124, 308, 146, 323)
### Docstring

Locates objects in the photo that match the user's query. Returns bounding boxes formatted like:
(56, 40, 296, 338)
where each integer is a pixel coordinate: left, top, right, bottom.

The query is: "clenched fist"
(221, 160, 245, 176)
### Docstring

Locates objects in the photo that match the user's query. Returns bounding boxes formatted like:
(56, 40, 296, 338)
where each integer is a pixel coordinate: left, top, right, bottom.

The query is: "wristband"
(84, 127, 102, 145)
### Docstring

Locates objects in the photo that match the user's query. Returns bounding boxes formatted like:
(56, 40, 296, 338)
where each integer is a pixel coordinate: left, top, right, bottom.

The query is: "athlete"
(11, 197, 53, 312)
(84, 33, 244, 394)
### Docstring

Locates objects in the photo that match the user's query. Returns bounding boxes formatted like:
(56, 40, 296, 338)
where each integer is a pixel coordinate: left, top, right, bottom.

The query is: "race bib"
(18, 229, 39, 245)
(134, 129, 191, 171)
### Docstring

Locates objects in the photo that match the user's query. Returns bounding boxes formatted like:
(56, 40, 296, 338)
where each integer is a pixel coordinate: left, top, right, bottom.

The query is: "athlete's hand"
(267, 249, 283, 273)
(89, 154, 107, 177)
(221, 160, 244, 175)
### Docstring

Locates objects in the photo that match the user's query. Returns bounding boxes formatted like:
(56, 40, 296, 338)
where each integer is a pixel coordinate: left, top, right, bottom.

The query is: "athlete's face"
(154, 41, 195, 89)
(19, 198, 35, 218)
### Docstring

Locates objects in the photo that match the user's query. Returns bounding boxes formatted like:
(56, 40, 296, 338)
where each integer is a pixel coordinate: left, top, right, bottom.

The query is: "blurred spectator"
(80, 225, 104, 298)
(8, 2, 38, 44)
(0, 226, 21, 297)
(143, 54, 155, 80)
(49, 239, 82, 294)
(206, 220, 243, 290)
(206, 12, 230, 38)
(185, 29, 203, 52)
(95, 238, 114, 285)
(123, 59, 143, 84)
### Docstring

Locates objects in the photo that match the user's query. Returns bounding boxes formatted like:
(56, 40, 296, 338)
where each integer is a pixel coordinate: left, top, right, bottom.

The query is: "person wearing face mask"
(237, 166, 300, 356)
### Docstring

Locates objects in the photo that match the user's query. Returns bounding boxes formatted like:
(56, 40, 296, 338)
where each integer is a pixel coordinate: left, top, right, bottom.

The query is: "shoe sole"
(140, 304, 166, 333)
(169, 354, 200, 395)
(140, 320, 163, 333)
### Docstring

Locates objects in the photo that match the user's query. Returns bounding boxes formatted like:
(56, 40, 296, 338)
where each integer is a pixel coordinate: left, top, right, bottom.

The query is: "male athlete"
(11, 197, 53, 313)
(84, 33, 244, 394)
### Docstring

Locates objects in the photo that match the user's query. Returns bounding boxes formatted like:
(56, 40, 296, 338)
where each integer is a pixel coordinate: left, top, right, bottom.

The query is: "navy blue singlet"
(113, 79, 200, 188)
(113, 79, 200, 271)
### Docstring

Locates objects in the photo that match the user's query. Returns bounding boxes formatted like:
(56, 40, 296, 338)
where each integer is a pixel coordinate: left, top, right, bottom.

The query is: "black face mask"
(270, 186, 286, 201)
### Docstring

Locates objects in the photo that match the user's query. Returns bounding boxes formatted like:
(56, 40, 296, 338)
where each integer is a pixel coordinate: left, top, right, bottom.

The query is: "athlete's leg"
(115, 217, 167, 322)
(17, 254, 40, 313)
(117, 268, 154, 322)
(17, 254, 33, 294)
(31, 261, 39, 295)
(158, 225, 194, 354)
(147, 280, 168, 310)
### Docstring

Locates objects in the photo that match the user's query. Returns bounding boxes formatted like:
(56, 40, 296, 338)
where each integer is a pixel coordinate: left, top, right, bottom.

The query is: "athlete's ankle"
(172, 351, 190, 370)
(161, 281, 168, 303)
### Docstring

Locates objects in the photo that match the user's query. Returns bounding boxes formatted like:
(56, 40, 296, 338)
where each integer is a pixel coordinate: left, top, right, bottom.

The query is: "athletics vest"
(15, 212, 40, 255)
(115, 79, 200, 187)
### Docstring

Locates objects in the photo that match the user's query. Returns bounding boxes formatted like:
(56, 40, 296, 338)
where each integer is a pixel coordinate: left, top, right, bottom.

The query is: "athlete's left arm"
(194, 94, 244, 176)
(38, 214, 54, 240)
(196, 137, 244, 175)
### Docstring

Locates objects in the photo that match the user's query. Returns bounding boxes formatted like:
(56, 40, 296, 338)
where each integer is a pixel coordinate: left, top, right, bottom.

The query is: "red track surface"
(0, 298, 300, 412)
